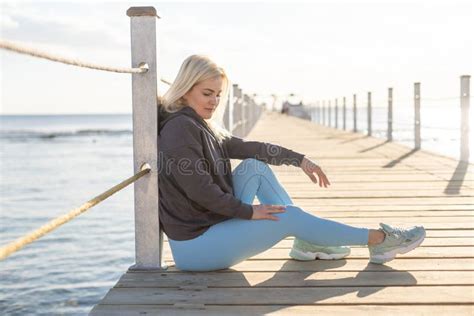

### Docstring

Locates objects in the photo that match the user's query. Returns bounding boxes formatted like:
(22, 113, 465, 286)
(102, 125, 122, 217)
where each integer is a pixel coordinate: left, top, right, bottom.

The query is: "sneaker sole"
(370, 230, 426, 264)
(289, 248, 350, 261)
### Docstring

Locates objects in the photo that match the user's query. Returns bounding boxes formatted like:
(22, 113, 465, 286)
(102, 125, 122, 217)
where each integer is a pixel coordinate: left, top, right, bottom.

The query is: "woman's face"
(182, 76, 223, 120)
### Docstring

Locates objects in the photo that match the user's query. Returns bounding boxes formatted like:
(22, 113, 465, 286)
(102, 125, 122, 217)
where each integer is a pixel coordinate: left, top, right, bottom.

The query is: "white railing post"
(335, 98, 339, 129)
(322, 100, 326, 126)
(388, 87, 393, 141)
(317, 101, 321, 124)
(367, 91, 372, 136)
(353, 94, 357, 132)
(414, 82, 421, 150)
(343, 96, 346, 130)
(223, 82, 234, 131)
(460, 75, 470, 162)
(328, 100, 332, 128)
(126, 7, 166, 271)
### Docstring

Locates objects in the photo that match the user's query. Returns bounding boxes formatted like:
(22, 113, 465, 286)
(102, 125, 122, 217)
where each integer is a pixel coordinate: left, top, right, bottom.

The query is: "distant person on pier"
(156, 54, 425, 271)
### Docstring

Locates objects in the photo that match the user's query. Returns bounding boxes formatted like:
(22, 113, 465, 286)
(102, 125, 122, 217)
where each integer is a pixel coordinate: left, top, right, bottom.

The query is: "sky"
(0, 0, 472, 114)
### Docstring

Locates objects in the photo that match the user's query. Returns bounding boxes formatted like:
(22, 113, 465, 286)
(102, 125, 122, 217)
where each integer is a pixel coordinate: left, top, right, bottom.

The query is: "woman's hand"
(251, 204, 286, 221)
(300, 157, 331, 188)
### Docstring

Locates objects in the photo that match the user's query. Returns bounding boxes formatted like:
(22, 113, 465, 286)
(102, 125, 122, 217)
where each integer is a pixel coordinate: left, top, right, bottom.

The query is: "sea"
(0, 107, 472, 315)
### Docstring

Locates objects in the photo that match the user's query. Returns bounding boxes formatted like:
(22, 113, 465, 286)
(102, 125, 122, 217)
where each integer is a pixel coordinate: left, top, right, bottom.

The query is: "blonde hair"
(158, 54, 232, 141)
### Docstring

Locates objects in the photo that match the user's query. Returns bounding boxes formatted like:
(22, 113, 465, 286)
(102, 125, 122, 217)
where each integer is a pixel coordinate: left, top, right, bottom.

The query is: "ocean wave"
(0, 129, 132, 140)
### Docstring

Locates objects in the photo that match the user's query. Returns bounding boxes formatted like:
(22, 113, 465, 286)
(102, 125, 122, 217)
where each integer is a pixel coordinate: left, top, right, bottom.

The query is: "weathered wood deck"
(90, 111, 474, 315)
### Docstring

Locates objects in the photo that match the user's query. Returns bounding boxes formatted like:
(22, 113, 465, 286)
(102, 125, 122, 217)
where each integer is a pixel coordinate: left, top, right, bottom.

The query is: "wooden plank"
(273, 237, 474, 247)
(290, 197, 474, 206)
(95, 286, 473, 305)
(291, 205, 474, 211)
(159, 246, 474, 260)
(90, 304, 474, 316)
(245, 247, 474, 260)
(161, 258, 474, 272)
(314, 216, 473, 223)
(117, 271, 474, 288)
(284, 191, 474, 198)
(298, 211, 474, 217)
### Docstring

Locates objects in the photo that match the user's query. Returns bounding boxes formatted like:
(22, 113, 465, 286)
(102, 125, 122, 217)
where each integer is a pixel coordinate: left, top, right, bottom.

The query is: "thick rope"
(0, 39, 149, 74)
(0, 165, 152, 261)
(0, 39, 171, 84)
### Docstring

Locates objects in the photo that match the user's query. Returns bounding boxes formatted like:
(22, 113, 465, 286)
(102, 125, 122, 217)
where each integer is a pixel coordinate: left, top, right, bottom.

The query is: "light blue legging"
(168, 158, 369, 271)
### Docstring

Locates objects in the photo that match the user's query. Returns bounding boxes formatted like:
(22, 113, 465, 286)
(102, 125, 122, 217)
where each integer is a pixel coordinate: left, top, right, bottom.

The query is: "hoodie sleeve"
(160, 118, 253, 220)
(222, 135, 305, 167)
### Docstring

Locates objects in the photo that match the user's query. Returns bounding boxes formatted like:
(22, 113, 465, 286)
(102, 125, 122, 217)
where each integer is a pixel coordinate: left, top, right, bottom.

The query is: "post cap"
(127, 7, 160, 18)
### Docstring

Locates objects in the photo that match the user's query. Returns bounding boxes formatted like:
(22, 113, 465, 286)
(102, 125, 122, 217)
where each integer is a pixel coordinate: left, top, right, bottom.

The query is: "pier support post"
(335, 98, 339, 129)
(367, 91, 372, 136)
(323, 100, 326, 126)
(343, 96, 346, 130)
(223, 82, 234, 131)
(126, 7, 166, 271)
(414, 82, 421, 150)
(328, 100, 332, 128)
(353, 94, 357, 132)
(460, 75, 470, 162)
(388, 87, 393, 141)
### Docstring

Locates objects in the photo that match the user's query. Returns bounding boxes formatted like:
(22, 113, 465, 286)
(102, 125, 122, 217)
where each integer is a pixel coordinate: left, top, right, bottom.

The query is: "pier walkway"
(90, 111, 474, 315)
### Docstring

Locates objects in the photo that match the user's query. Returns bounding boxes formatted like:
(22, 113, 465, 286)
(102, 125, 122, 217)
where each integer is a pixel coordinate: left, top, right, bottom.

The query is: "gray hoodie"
(158, 105, 305, 241)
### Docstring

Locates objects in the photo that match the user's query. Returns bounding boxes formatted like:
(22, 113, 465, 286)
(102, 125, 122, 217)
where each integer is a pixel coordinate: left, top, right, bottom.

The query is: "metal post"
(367, 91, 372, 136)
(322, 100, 326, 126)
(460, 75, 470, 162)
(241, 90, 246, 136)
(243, 94, 249, 136)
(343, 96, 346, 130)
(353, 94, 357, 132)
(335, 98, 338, 129)
(227, 82, 234, 131)
(233, 84, 241, 136)
(388, 87, 393, 141)
(126, 7, 165, 271)
(414, 82, 421, 150)
(328, 100, 332, 128)
(317, 101, 321, 124)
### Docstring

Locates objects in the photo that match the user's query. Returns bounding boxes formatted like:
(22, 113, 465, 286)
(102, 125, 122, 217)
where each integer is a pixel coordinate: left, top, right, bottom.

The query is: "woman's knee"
(233, 158, 269, 177)
(277, 205, 305, 223)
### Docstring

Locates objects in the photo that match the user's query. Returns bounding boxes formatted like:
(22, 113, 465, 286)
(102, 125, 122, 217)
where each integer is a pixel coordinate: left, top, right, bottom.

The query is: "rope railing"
(0, 164, 152, 261)
(0, 38, 171, 85)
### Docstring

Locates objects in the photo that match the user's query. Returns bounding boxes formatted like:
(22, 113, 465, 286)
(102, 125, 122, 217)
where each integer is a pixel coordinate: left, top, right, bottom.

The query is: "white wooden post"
(126, 7, 166, 271)
(223, 82, 234, 131)
(388, 87, 393, 141)
(460, 75, 470, 162)
(414, 82, 421, 150)
(233, 84, 242, 136)
(343, 96, 346, 130)
(245, 96, 249, 134)
(335, 98, 339, 129)
(317, 101, 321, 124)
(328, 100, 332, 128)
(323, 100, 326, 125)
(228, 85, 234, 132)
(353, 94, 357, 132)
(367, 91, 372, 136)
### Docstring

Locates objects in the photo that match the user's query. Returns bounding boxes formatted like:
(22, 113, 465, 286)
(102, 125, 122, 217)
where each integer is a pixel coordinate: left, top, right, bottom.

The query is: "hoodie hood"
(158, 105, 199, 134)
(158, 105, 220, 141)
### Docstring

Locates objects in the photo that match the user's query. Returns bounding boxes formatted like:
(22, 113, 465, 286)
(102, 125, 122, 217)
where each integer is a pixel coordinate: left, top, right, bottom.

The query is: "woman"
(157, 55, 425, 272)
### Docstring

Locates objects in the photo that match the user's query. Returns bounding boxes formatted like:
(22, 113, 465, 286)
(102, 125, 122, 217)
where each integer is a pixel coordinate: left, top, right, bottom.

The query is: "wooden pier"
(90, 111, 474, 315)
